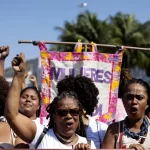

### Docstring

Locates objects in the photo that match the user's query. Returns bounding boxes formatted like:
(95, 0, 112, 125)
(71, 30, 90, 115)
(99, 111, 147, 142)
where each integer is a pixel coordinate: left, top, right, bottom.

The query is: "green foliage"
(51, 11, 150, 75)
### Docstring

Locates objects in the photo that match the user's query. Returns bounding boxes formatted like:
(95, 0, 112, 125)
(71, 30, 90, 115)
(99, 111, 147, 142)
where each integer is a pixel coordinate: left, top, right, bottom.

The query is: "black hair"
(57, 75, 99, 116)
(46, 91, 86, 137)
(0, 76, 10, 117)
(118, 68, 133, 98)
(20, 86, 41, 117)
(123, 78, 150, 107)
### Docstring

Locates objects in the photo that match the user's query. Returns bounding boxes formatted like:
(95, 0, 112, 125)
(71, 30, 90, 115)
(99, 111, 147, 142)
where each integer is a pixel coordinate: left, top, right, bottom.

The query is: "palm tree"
(51, 11, 112, 52)
(107, 12, 150, 69)
(51, 11, 150, 76)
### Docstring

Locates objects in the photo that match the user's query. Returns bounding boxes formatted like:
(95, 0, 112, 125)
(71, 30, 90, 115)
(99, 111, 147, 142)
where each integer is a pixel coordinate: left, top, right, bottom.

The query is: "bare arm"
(29, 75, 38, 90)
(21, 71, 28, 90)
(0, 46, 9, 76)
(4, 53, 36, 143)
(0, 59, 4, 76)
(102, 123, 118, 148)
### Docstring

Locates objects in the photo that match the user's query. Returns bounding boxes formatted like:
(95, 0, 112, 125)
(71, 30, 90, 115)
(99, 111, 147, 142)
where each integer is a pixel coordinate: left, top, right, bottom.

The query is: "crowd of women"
(0, 45, 150, 149)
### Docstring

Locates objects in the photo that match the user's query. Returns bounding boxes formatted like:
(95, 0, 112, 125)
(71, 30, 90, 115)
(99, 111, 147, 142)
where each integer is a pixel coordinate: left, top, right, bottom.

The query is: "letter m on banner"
(38, 42, 125, 124)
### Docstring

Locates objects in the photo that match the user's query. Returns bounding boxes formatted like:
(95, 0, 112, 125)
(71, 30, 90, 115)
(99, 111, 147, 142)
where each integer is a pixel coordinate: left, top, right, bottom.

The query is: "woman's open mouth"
(131, 107, 138, 113)
(66, 122, 74, 129)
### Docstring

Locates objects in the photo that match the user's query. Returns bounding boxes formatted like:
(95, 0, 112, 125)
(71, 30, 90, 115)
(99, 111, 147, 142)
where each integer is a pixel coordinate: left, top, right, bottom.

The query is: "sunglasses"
(55, 108, 80, 117)
(124, 93, 145, 101)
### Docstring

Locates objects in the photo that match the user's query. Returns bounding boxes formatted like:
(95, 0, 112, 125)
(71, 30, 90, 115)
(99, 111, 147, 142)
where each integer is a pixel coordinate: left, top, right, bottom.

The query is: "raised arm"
(0, 46, 9, 76)
(21, 71, 28, 90)
(29, 75, 39, 90)
(4, 53, 36, 143)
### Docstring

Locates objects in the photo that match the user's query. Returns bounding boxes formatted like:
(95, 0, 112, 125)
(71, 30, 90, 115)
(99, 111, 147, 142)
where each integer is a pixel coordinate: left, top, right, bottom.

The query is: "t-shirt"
(31, 121, 96, 149)
(86, 117, 108, 148)
(29, 118, 42, 149)
(33, 118, 40, 124)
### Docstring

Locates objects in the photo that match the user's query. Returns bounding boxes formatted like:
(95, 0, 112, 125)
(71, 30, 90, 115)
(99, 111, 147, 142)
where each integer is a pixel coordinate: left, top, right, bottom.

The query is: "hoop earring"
(83, 109, 86, 115)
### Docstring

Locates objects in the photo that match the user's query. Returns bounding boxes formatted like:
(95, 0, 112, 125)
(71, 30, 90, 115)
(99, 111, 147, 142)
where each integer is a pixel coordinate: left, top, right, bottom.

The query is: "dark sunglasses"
(55, 108, 80, 117)
(124, 93, 145, 101)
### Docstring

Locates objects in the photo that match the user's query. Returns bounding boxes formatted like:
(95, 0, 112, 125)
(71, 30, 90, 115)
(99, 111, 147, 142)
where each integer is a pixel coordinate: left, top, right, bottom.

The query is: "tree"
(107, 12, 150, 70)
(51, 11, 112, 52)
(51, 11, 150, 75)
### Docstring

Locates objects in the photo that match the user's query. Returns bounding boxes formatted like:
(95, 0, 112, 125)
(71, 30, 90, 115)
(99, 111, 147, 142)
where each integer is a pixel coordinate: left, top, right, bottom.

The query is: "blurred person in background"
(22, 73, 39, 90)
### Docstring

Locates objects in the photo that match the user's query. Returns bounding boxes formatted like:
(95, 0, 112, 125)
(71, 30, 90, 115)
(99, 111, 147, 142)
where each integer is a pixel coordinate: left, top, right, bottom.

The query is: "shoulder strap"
(119, 121, 123, 148)
(34, 127, 48, 149)
(10, 129, 16, 145)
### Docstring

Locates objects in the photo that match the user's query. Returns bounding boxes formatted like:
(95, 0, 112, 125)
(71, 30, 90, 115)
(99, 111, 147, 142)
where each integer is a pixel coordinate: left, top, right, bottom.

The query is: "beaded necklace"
(124, 116, 149, 140)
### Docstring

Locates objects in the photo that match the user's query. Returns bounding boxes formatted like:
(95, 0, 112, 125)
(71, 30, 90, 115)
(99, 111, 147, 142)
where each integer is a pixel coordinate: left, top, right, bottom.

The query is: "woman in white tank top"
(102, 79, 150, 149)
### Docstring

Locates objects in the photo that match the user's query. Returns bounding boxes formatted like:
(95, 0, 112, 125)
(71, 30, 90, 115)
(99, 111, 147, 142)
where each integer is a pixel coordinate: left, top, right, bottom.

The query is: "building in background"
(5, 57, 41, 88)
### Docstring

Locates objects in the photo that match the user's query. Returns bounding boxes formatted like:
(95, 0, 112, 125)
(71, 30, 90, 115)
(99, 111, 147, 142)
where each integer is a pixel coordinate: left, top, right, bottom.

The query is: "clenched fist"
(0, 46, 9, 60)
(11, 53, 26, 77)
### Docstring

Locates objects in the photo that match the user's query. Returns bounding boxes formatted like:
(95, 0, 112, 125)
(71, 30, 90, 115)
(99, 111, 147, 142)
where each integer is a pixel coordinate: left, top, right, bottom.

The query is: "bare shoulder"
(0, 122, 10, 130)
(102, 121, 123, 148)
(108, 121, 123, 136)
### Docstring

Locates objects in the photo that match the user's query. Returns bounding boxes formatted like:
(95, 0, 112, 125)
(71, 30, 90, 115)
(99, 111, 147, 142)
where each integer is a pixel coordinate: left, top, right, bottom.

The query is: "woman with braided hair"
(57, 75, 108, 149)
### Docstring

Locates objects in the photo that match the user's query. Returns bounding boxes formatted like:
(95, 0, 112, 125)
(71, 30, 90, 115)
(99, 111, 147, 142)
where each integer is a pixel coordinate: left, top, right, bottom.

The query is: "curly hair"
(46, 91, 86, 137)
(118, 68, 133, 98)
(57, 75, 99, 116)
(0, 76, 10, 116)
(20, 86, 41, 117)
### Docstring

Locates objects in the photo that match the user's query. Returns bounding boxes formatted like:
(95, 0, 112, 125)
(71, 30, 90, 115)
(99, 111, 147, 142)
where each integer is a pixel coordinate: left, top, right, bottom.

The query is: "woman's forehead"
(56, 97, 79, 107)
(22, 89, 37, 95)
(126, 83, 147, 93)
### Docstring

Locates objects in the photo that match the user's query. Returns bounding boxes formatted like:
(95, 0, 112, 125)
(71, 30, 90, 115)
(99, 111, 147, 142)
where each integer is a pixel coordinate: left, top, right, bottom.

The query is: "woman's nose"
(65, 113, 73, 120)
(26, 97, 31, 102)
(131, 97, 138, 104)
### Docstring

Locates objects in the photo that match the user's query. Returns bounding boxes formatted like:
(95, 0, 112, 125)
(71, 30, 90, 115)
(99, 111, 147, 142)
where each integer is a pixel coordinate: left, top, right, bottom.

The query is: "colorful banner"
(38, 42, 125, 124)
(40, 55, 124, 124)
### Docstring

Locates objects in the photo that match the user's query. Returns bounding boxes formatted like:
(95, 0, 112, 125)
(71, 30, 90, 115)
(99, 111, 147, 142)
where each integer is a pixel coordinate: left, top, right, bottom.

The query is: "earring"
(145, 105, 149, 110)
(83, 109, 86, 114)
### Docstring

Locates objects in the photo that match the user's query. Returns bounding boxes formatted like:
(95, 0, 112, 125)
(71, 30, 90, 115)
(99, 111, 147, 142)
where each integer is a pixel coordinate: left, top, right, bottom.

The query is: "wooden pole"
(18, 40, 150, 51)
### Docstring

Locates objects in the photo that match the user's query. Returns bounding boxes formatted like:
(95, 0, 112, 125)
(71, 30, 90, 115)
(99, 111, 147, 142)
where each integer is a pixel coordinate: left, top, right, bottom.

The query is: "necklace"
(124, 116, 149, 140)
(54, 130, 76, 145)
